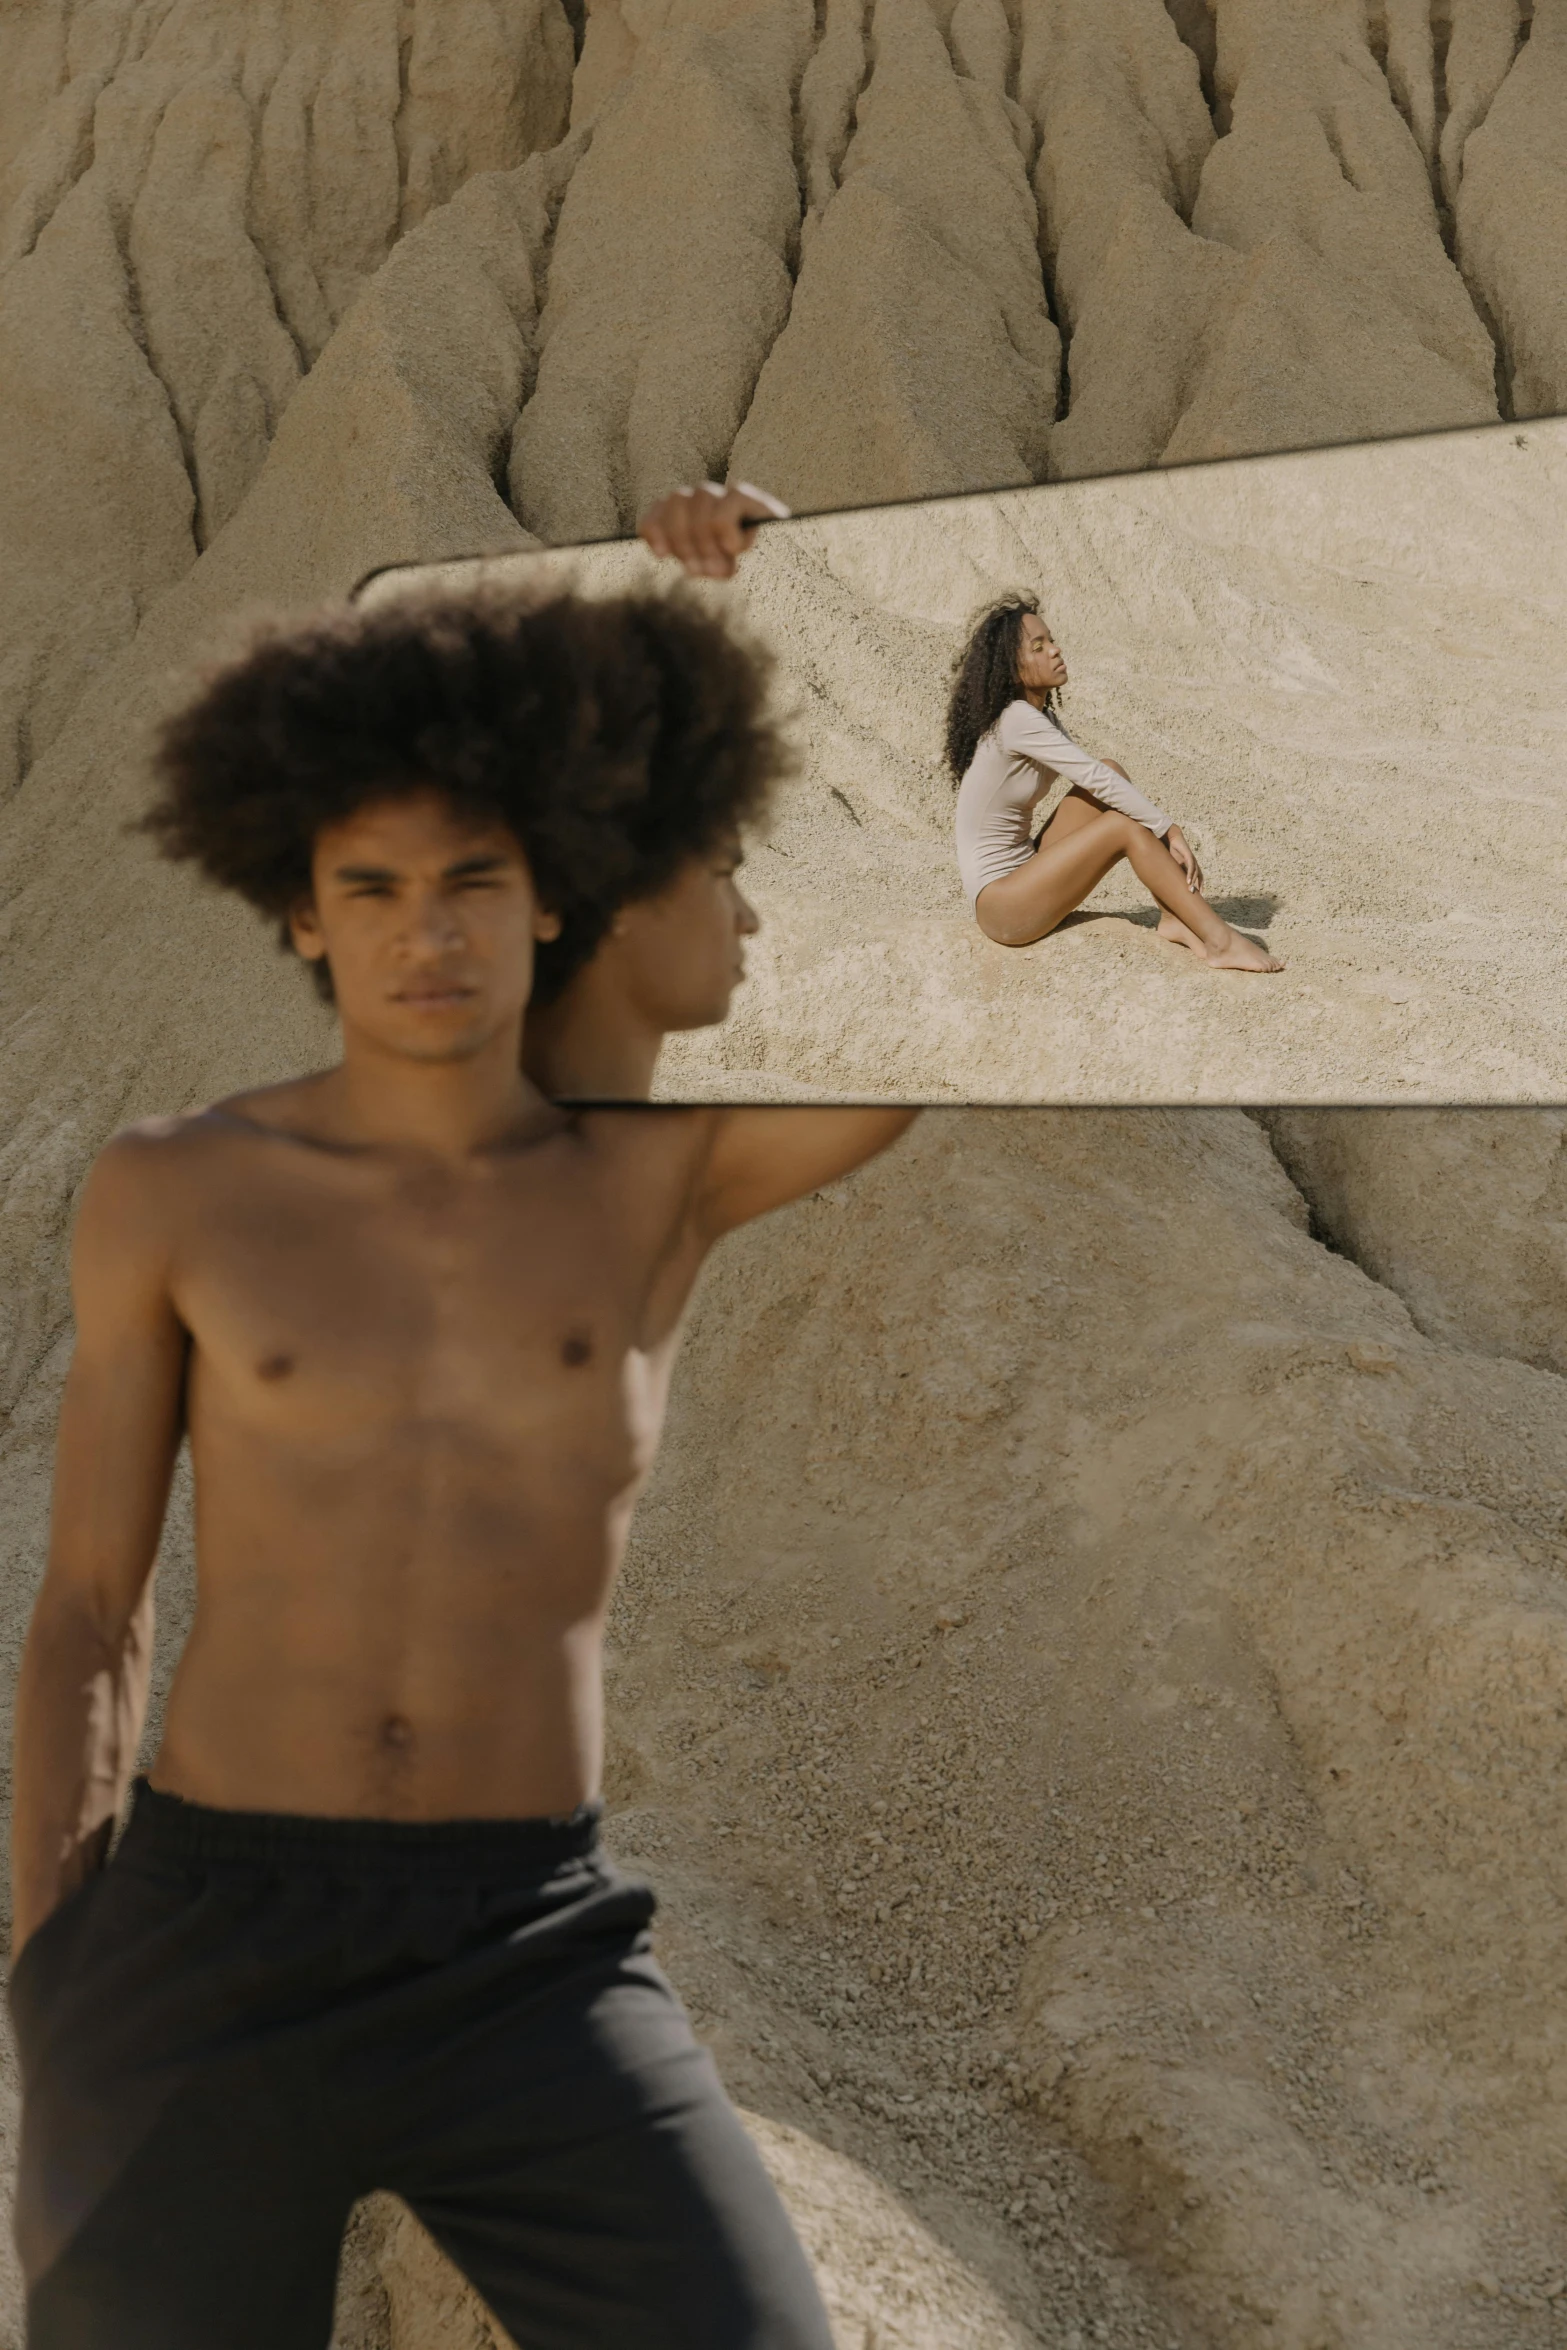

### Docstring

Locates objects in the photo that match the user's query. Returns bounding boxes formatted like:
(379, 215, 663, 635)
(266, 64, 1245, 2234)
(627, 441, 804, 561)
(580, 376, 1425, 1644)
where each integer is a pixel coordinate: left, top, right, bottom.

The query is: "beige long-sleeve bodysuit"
(954, 701, 1172, 911)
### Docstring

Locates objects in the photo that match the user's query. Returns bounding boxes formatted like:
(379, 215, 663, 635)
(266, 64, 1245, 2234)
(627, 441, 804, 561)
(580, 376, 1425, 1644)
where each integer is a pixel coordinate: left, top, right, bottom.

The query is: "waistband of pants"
(121, 1776, 603, 1878)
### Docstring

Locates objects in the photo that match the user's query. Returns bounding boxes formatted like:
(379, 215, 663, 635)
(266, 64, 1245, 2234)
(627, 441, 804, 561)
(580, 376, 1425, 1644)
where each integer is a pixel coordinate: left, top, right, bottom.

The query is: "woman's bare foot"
(1200, 928, 1285, 973)
(1156, 910, 1207, 954)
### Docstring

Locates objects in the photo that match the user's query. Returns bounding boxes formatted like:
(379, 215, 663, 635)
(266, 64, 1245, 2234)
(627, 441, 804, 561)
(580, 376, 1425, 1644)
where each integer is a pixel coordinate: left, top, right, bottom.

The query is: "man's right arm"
(692, 1108, 919, 1240)
(10, 1130, 189, 1955)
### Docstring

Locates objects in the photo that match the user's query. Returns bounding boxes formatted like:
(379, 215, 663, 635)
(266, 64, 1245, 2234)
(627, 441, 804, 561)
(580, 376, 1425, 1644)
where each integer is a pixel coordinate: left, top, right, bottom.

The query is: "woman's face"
(1016, 611, 1067, 693)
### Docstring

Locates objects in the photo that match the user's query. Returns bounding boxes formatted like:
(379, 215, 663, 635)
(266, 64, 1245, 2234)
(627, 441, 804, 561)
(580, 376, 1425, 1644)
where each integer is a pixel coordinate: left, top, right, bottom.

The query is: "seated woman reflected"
(949, 599, 1282, 972)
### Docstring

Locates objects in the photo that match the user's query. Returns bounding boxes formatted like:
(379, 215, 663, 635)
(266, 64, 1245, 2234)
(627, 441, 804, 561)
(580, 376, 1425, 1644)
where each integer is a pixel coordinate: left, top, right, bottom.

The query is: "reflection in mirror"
(359, 416, 1567, 1105)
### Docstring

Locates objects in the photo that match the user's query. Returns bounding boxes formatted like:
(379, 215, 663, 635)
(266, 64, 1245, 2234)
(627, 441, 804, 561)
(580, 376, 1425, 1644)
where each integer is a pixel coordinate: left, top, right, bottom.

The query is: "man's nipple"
(561, 1331, 593, 1368)
(257, 1353, 295, 1382)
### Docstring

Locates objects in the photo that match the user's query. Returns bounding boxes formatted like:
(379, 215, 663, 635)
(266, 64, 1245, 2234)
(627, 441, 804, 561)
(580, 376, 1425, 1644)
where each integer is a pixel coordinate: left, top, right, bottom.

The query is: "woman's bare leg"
(978, 804, 1283, 970)
(1041, 787, 1206, 955)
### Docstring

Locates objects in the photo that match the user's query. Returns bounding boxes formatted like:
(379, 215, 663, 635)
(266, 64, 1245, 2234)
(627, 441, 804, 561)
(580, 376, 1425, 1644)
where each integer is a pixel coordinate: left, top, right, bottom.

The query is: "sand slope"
(1263, 1109, 1567, 1376)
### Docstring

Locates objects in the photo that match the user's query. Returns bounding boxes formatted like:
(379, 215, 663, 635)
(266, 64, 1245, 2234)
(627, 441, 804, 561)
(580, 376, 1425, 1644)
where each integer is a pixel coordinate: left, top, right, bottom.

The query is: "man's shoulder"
(91, 1079, 327, 1192)
(93, 1107, 224, 1183)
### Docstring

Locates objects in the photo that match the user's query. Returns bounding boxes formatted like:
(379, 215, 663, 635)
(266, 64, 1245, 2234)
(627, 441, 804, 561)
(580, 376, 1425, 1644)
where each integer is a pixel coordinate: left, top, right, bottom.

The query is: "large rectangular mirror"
(359, 416, 1567, 1103)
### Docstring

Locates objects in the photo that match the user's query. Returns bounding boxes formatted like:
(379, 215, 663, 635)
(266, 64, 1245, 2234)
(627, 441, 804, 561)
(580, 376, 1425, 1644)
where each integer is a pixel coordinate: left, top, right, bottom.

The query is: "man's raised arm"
(693, 1108, 918, 1239)
(10, 1132, 188, 1954)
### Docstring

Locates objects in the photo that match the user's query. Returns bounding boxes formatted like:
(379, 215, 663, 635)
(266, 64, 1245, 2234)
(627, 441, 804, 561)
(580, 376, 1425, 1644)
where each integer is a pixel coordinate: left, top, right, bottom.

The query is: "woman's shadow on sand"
(1064, 894, 1282, 937)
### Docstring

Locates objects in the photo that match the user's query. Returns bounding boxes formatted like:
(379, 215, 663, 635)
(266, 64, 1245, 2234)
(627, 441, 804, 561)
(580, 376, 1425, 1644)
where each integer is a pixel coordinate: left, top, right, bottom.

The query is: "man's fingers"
(637, 480, 790, 578)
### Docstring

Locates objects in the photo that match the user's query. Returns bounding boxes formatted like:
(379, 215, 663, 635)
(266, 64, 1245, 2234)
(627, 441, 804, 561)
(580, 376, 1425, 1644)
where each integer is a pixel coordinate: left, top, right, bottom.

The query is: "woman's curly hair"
(943, 594, 1060, 782)
(142, 582, 791, 1006)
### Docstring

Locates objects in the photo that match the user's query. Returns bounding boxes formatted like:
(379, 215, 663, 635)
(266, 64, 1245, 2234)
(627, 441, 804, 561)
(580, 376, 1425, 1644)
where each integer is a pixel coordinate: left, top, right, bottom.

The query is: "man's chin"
(666, 991, 737, 1035)
(356, 1007, 510, 1062)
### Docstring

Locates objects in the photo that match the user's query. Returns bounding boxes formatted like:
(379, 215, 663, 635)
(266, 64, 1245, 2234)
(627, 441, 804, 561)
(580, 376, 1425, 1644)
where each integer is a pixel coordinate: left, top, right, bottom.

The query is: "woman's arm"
(1098, 756, 1203, 893)
(1001, 705, 1173, 836)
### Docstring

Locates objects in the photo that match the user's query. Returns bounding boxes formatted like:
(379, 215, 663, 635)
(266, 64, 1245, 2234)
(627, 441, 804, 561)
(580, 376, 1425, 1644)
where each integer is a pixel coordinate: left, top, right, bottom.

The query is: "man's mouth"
(393, 982, 476, 1008)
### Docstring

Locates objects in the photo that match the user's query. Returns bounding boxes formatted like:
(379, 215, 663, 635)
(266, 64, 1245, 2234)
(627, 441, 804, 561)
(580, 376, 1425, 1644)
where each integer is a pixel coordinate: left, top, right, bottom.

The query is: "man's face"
(608, 838, 760, 1033)
(290, 791, 560, 1060)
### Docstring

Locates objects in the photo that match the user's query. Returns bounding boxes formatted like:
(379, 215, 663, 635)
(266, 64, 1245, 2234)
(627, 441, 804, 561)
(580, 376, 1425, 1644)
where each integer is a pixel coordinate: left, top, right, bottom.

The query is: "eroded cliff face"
(2, 0, 1560, 802)
(0, 0, 574, 797)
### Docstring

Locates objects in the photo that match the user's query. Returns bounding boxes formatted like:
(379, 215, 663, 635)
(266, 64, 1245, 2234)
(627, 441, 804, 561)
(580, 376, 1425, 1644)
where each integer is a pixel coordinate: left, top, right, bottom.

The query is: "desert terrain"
(4, 0, 1565, 811)
(3, 1, 1566, 2344)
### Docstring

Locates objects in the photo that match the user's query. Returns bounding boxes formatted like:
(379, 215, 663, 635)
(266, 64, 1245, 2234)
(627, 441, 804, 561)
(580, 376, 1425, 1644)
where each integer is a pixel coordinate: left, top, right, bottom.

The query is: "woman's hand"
(1164, 825, 1203, 896)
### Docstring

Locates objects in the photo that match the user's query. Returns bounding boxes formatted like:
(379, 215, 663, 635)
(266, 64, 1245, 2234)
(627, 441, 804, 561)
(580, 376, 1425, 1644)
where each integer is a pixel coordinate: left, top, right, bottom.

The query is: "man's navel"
(378, 1713, 416, 1754)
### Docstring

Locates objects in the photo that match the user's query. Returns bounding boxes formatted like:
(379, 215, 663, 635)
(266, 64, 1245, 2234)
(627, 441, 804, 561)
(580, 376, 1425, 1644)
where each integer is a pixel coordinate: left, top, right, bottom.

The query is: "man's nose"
(404, 890, 464, 951)
(736, 890, 761, 937)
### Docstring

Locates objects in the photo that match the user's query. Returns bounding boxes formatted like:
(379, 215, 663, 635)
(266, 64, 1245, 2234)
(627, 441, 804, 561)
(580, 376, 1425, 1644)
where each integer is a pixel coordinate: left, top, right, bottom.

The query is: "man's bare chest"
(174, 1164, 669, 1447)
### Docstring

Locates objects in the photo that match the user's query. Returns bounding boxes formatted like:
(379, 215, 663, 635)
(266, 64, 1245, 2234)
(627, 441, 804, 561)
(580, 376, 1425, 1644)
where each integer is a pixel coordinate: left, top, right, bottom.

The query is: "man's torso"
(146, 1092, 718, 1820)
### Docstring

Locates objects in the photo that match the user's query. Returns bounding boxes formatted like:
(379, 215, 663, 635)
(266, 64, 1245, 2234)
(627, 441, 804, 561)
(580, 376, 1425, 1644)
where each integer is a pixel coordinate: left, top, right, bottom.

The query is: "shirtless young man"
(8, 576, 912, 2347)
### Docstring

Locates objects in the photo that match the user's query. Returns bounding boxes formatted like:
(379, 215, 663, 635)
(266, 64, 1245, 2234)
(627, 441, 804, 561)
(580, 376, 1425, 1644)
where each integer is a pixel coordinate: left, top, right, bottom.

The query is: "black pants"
(9, 1779, 834, 2349)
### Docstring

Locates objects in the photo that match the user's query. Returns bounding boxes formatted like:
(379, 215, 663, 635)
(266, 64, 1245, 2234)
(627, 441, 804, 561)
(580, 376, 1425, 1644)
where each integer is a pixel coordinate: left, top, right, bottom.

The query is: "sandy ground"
(367, 416, 1567, 1102)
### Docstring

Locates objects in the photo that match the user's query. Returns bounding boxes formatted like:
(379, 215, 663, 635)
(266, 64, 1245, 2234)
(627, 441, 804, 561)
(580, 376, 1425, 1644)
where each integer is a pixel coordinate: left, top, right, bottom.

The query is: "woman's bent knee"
(976, 908, 1047, 948)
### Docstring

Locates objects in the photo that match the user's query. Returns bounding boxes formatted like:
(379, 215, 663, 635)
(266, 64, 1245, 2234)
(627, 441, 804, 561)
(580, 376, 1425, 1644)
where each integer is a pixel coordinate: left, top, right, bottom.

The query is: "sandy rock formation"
(1021, 0, 1499, 485)
(1454, 0, 1567, 420)
(727, 0, 1060, 511)
(1262, 1110, 1567, 1376)
(508, 0, 812, 540)
(598, 1109, 1567, 2345)
(333, 2114, 1037, 2348)
(2, 0, 1555, 803)
(0, 0, 572, 797)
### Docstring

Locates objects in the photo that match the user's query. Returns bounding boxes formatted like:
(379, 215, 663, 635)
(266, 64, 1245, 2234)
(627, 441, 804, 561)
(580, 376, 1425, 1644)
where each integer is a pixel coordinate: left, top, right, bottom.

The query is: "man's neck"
(322, 1018, 564, 1157)
(522, 987, 664, 1104)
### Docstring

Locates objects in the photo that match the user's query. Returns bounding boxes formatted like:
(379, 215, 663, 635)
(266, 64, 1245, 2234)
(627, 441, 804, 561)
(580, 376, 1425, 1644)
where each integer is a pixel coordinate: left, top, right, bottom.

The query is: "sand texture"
(7, 1111, 1563, 2347)
(367, 418, 1567, 1103)
(3, 0, 1561, 808)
